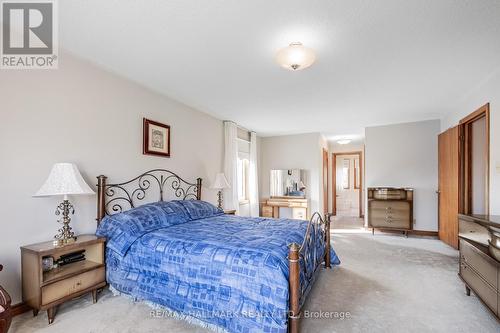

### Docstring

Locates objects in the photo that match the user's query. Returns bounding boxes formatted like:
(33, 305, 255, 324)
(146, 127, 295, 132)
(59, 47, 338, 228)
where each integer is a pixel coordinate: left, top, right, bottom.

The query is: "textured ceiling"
(58, 0, 500, 137)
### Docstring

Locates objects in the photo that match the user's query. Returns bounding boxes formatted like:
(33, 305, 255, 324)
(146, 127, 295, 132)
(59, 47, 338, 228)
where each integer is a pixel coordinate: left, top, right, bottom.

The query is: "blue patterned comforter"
(96, 200, 340, 333)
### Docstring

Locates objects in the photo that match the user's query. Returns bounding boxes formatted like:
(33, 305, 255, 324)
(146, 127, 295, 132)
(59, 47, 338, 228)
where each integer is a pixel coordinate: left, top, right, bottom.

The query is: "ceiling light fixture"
(276, 42, 316, 71)
(337, 139, 352, 145)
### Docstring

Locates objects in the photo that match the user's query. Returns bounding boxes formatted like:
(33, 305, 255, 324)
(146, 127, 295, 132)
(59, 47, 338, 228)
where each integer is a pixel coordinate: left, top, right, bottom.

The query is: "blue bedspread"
(96, 201, 340, 333)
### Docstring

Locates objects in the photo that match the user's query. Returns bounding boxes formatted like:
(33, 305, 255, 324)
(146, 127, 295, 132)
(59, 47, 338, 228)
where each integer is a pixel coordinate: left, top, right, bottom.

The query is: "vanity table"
(261, 197, 308, 220)
(262, 169, 309, 220)
(458, 214, 500, 319)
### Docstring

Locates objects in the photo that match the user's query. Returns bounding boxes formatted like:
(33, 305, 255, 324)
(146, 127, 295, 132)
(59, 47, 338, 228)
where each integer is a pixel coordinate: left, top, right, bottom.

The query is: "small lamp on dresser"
(211, 173, 230, 209)
(33, 163, 95, 246)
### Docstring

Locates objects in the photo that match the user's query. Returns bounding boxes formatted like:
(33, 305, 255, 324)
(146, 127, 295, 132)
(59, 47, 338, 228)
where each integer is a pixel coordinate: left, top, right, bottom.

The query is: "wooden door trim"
(332, 151, 363, 218)
(459, 103, 490, 215)
(322, 148, 329, 215)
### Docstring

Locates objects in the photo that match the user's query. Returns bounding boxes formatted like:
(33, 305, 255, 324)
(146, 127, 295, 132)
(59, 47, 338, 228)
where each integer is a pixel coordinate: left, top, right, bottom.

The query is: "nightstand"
(224, 209, 236, 215)
(21, 235, 106, 324)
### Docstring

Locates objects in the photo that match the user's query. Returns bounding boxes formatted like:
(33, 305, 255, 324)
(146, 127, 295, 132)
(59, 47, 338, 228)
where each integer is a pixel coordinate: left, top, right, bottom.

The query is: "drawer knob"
(76, 281, 82, 286)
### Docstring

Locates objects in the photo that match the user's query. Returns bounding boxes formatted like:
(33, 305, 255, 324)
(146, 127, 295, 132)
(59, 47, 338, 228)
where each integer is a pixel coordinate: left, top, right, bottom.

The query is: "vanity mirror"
(270, 169, 307, 197)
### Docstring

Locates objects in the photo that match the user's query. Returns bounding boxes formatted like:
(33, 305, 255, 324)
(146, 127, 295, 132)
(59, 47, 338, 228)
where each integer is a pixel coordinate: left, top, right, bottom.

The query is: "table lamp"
(211, 173, 230, 209)
(34, 163, 95, 246)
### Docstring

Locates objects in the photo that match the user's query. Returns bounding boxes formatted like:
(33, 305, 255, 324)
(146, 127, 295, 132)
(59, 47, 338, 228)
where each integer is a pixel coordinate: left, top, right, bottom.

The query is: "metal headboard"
(96, 169, 202, 224)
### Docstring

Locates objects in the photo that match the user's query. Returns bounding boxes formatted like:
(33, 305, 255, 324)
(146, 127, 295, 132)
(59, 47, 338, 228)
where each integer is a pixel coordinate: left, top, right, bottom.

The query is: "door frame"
(332, 151, 363, 218)
(459, 103, 490, 215)
(322, 148, 329, 215)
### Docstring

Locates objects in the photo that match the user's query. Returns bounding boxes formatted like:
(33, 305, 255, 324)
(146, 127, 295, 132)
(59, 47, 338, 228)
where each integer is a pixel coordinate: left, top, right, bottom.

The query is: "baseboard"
(371, 228, 438, 238)
(410, 230, 439, 237)
(11, 302, 31, 317)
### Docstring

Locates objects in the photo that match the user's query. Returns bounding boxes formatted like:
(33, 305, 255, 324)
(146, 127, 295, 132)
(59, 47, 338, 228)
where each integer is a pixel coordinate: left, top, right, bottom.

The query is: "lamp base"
(53, 199, 77, 247)
(217, 190, 223, 209)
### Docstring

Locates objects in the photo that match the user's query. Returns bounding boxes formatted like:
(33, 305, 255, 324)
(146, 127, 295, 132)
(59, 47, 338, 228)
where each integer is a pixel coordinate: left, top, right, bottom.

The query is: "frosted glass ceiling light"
(276, 42, 316, 71)
(337, 139, 352, 145)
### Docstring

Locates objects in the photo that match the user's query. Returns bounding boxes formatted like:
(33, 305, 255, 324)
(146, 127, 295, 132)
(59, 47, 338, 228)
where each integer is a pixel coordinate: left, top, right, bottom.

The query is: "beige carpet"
(11, 233, 499, 333)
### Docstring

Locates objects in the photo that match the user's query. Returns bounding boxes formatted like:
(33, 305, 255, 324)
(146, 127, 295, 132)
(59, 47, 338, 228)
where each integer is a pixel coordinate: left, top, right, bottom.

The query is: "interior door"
(335, 155, 359, 217)
(323, 148, 329, 215)
(438, 126, 460, 249)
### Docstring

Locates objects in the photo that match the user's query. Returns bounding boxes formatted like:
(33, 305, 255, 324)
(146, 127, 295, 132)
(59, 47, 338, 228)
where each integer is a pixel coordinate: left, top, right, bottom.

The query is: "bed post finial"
(96, 175, 107, 224)
(196, 178, 202, 200)
(288, 242, 300, 333)
(324, 213, 331, 268)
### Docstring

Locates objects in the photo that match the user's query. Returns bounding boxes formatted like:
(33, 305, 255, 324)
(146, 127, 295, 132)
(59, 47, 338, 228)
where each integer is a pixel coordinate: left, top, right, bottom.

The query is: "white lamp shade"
(276, 42, 316, 71)
(212, 173, 230, 190)
(34, 163, 95, 197)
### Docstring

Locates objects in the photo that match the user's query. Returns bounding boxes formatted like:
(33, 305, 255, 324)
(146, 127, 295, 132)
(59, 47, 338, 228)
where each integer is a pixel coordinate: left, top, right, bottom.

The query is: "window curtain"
(224, 121, 239, 214)
(249, 131, 259, 217)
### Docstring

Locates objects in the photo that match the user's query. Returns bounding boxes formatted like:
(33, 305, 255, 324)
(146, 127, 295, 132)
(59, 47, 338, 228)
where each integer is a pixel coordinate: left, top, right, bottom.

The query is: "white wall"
(259, 133, 324, 215)
(0, 53, 224, 303)
(365, 120, 440, 231)
(442, 69, 500, 215)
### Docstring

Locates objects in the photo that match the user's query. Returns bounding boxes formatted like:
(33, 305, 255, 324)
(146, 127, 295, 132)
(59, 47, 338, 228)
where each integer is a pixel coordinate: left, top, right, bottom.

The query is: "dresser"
(367, 187, 413, 236)
(261, 197, 308, 220)
(458, 214, 500, 318)
(21, 235, 106, 324)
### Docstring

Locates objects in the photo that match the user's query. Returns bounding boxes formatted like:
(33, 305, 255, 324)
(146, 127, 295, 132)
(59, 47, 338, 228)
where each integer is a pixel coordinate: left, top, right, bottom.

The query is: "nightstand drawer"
(41, 267, 105, 305)
(261, 205, 273, 217)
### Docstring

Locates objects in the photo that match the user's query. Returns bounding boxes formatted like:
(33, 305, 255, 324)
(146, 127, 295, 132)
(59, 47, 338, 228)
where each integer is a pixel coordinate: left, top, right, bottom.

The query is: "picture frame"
(143, 118, 170, 157)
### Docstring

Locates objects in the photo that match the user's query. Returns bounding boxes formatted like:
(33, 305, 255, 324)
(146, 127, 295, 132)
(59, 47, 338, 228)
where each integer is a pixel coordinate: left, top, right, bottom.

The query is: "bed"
(95, 169, 340, 333)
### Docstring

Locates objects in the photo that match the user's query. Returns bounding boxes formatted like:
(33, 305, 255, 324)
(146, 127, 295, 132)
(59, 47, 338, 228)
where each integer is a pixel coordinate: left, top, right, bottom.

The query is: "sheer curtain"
(248, 132, 259, 217)
(223, 121, 239, 214)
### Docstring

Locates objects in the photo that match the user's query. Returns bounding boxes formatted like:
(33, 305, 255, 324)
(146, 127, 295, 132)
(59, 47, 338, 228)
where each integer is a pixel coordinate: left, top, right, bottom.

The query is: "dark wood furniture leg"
(465, 285, 471, 296)
(32, 309, 39, 317)
(91, 289, 97, 304)
(47, 307, 56, 324)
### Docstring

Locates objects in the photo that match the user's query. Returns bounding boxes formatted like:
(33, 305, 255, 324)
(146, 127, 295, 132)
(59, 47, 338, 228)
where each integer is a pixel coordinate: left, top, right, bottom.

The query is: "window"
(342, 158, 350, 189)
(237, 153, 250, 202)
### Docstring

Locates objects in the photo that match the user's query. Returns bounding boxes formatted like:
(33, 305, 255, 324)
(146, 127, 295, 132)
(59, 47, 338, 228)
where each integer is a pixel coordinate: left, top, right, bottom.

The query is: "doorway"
(460, 103, 490, 215)
(332, 151, 363, 218)
(438, 103, 490, 249)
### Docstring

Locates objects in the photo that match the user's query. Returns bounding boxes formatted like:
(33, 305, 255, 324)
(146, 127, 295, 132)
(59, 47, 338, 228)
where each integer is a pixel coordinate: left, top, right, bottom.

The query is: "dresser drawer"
(42, 267, 105, 305)
(370, 217, 410, 229)
(460, 239, 498, 290)
(370, 201, 410, 217)
(292, 208, 307, 220)
(369, 200, 411, 229)
(460, 261, 498, 314)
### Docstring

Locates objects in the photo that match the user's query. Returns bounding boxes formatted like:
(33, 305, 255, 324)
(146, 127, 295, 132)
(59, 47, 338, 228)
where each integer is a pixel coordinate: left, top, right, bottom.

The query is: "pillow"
(175, 200, 224, 220)
(96, 202, 188, 257)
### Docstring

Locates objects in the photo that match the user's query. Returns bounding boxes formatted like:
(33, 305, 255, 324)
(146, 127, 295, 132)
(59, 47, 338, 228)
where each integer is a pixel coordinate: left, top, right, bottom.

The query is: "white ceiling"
(59, 0, 500, 138)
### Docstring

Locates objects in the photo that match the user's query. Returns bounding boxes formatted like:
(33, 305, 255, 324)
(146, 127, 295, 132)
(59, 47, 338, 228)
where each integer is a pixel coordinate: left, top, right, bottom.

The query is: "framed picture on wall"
(143, 118, 170, 157)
